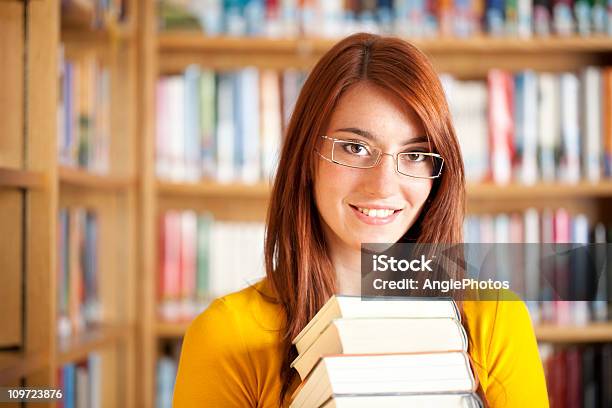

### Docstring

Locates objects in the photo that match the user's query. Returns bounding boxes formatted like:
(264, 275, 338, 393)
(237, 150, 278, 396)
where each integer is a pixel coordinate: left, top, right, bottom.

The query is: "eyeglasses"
(315, 135, 444, 179)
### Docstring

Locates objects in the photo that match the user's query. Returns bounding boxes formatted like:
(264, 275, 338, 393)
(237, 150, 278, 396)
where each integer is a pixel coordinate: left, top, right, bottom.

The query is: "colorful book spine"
(58, 354, 102, 408)
(58, 48, 110, 173)
(57, 208, 100, 338)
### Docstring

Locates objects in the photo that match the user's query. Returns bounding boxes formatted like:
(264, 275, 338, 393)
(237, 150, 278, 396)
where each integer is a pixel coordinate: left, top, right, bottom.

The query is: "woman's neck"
(329, 244, 362, 296)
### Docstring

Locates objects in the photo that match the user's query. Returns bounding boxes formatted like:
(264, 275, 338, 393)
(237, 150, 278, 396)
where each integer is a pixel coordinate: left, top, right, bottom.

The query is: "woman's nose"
(362, 153, 400, 196)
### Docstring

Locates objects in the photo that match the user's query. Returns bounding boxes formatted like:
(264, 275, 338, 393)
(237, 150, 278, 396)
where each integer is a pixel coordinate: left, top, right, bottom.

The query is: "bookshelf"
(0, 0, 137, 406)
(153, 320, 612, 344)
(157, 33, 612, 75)
(56, 0, 139, 403)
(3, 0, 612, 406)
(59, 166, 135, 191)
(0, 0, 59, 399)
(143, 7, 612, 408)
(157, 180, 612, 200)
(0, 167, 46, 190)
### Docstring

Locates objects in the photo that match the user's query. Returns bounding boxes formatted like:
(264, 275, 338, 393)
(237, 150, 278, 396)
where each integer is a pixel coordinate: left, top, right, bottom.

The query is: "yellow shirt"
(173, 280, 549, 407)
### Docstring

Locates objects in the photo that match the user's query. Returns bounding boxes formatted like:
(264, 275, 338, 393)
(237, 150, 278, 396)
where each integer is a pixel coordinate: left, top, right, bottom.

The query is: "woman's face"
(314, 82, 433, 254)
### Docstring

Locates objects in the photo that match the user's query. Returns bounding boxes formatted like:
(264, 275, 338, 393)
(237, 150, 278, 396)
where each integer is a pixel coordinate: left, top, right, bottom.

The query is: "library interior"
(1, 0, 612, 406)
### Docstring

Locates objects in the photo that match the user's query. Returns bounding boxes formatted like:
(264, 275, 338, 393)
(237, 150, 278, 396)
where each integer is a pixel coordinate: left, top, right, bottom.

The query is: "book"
(581, 67, 602, 183)
(291, 317, 468, 379)
(488, 70, 514, 184)
(559, 72, 581, 183)
(57, 208, 100, 338)
(320, 393, 483, 408)
(292, 296, 460, 355)
(289, 351, 477, 408)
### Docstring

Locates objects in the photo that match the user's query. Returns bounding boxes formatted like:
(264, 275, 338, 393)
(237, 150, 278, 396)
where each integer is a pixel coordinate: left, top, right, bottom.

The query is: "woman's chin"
(350, 233, 403, 248)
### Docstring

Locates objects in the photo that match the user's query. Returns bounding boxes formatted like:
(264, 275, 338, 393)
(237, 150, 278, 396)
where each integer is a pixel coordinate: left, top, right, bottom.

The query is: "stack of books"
(289, 296, 482, 408)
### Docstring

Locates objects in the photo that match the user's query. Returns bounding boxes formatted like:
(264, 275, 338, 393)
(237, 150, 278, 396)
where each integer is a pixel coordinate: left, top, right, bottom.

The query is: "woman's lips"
(349, 204, 402, 225)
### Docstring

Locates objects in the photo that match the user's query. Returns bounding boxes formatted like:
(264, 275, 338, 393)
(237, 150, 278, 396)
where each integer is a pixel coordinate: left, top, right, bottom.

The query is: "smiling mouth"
(349, 204, 403, 219)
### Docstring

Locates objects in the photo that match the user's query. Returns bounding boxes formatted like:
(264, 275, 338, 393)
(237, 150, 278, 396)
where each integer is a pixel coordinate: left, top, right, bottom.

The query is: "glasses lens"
(332, 141, 380, 168)
(398, 153, 443, 178)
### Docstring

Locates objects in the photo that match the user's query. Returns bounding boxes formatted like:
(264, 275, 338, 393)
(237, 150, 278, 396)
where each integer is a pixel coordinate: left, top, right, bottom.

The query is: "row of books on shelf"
(57, 208, 101, 339)
(155, 207, 612, 324)
(443, 68, 612, 184)
(157, 65, 612, 185)
(57, 353, 102, 408)
(466, 209, 611, 325)
(157, 211, 265, 321)
(159, 0, 612, 38)
(156, 67, 307, 182)
(540, 344, 612, 408)
(57, 47, 111, 173)
(464, 208, 609, 245)
(62, 0, 127, 29)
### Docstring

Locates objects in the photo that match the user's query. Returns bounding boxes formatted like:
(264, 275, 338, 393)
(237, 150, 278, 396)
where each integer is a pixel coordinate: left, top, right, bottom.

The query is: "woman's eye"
(405, 153, 426, 162)
(344, 143, 369, 156)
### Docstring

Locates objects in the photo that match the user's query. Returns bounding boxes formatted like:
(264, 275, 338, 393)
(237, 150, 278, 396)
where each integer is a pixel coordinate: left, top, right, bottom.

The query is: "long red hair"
(264, 33, 468, 406)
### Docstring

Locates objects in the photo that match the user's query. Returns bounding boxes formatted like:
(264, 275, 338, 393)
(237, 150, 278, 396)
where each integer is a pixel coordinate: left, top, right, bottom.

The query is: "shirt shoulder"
(463, 291, 549, 407)
(174, 279, 285, 408)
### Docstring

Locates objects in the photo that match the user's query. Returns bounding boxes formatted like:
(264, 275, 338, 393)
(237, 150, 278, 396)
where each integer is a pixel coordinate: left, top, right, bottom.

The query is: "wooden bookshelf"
(153, 321, 612, 344)
(143, 22, 612, 407)
(56, 0, 139, 405)
(158, 33, 612, 75)
(0, 167, 45, 189)
(0, 0, 58, 397)
(158, 33, 612, 54)
(467, 181, 612, 199)
(59, 166, 135, 191)
(61, 24, 134, 46)
(157, 180, 271, 198)
(0, 0, 137, 406)
(156, 180, 612, 200)
(0, 352, 49, 385)
(56, 324, 132, 366)
(155, 321, 190, 338)
(535, 323, 612, 343)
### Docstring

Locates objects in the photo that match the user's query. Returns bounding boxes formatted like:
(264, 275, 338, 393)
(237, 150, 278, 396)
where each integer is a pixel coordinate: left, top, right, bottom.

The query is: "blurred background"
(1, 0, 612, 406)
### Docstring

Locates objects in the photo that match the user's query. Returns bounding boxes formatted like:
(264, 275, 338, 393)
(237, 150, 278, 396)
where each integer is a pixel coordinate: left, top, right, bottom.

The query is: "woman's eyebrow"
(335, 127, 429, 145)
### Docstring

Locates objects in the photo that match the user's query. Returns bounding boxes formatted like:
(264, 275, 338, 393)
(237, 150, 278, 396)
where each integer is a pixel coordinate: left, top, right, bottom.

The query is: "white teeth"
(356, 207, 396, 218)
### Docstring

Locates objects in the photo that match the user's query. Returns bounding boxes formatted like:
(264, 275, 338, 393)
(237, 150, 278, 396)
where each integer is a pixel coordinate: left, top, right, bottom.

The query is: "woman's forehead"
(326, 82, 426, 142)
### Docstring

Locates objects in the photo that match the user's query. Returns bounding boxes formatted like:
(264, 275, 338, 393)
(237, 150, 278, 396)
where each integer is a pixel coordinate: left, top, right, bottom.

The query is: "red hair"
(264, 33, 470, 405)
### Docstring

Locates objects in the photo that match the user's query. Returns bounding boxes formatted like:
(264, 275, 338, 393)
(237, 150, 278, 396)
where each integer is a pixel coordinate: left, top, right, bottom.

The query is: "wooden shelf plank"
(61, 22, 133, 45)
(155, 321, 190, 338)
(0, 352, 48, 384)
(61, 0, 132, 44)
(59, 166, 134, 191)
(158, 33, 612, 75)
(535, 322, 612, 343)
(467, 181, 612, 199)
(157, 180, 271, 199)
(154, 319, 612, 343)
(56, 324, 131, 366)
(0, 167, 45, 189)
(156, 180, 612, 199)
(61, 0, 95, 27)
(158, 33, 612, 54)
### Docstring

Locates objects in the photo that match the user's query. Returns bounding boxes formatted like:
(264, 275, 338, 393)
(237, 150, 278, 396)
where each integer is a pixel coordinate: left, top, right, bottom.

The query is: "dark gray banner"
(361, 243, 612, 307)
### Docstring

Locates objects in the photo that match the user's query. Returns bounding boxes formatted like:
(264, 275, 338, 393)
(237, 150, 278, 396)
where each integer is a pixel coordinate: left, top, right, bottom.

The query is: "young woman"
(173, 33, 549, 407)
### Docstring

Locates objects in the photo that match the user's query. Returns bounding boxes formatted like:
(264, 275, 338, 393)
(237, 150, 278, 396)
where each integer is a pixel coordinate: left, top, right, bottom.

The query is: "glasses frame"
(316, 135, 444, 179)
